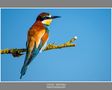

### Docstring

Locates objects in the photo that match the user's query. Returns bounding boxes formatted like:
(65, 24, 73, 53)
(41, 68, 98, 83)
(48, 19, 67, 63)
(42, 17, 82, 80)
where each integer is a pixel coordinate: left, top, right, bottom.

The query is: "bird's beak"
(51, 16, 61, 19)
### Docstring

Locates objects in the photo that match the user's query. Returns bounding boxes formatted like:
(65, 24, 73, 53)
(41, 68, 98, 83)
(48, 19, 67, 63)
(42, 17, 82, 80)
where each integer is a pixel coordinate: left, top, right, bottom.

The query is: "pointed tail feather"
(20, 56, 33, 79)
(20, 65, 27, 79)
(20, 42, 41, 79)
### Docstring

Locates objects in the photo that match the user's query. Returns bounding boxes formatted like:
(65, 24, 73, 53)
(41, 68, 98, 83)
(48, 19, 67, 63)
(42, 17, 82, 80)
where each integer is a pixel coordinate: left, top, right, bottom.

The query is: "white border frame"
(0, 8, 1, 82)
(0, 7, 111, 83)
(110, 8, 112, 82)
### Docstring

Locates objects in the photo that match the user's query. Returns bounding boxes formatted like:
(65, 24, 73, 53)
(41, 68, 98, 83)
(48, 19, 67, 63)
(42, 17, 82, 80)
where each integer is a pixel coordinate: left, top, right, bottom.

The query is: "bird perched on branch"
(20, 12, 60, 79)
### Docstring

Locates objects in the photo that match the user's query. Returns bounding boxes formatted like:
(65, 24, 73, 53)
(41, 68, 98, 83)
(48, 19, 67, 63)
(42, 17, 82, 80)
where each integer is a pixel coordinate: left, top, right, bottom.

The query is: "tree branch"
(0, 36, 77, 57)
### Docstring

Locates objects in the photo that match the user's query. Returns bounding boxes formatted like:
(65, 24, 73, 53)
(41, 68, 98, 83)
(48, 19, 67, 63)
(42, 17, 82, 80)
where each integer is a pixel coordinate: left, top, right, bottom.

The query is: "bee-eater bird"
(20, 12, 60, 79)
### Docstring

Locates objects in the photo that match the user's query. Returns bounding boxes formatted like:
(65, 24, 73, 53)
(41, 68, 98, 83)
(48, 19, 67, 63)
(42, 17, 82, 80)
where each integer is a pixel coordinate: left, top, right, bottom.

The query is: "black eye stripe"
(37, 16, 51, 21)
(43, 17, 50, 19)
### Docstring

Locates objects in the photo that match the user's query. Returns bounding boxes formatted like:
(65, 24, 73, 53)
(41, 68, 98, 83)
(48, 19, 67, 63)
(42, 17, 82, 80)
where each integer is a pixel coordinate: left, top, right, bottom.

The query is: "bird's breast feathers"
(28, 25, 49, 49)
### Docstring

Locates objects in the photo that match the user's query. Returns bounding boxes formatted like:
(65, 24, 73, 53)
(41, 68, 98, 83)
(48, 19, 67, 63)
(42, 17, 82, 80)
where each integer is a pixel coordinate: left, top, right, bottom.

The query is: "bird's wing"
(20, 28, 46, 79)
(40, 31, 49, 52)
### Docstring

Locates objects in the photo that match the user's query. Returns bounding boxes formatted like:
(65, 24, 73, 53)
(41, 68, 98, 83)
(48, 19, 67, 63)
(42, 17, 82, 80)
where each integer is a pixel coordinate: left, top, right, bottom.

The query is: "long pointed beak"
(51, 16, 61, 19)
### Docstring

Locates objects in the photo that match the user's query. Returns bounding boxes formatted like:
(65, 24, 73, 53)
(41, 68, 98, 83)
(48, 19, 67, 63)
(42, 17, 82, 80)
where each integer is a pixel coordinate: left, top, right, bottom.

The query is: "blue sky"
(1, 8, 111, 81)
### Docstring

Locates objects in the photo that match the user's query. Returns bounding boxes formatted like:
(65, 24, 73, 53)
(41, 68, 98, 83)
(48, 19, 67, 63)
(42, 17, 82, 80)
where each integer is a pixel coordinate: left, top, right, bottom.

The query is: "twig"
(0, 36, 77, 57)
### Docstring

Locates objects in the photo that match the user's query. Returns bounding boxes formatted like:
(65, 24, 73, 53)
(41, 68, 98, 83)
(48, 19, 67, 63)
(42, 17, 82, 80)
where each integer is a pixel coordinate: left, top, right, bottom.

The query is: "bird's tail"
(20, 42, 40, 79)
(20, 65, 28, 79)
(20, 55, 33, 79)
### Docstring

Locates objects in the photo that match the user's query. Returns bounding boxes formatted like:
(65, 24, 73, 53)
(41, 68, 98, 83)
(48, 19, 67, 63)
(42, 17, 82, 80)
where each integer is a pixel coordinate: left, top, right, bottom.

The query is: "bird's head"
(36, 12, 60, 26)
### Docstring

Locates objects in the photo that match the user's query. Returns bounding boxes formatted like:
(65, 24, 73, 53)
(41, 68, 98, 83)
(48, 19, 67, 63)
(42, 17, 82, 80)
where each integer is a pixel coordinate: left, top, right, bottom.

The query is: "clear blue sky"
(1, 8, 111, 81)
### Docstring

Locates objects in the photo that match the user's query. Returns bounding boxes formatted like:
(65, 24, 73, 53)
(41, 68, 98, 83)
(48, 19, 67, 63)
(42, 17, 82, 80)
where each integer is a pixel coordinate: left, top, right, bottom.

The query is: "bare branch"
(0, 36, 77, 57)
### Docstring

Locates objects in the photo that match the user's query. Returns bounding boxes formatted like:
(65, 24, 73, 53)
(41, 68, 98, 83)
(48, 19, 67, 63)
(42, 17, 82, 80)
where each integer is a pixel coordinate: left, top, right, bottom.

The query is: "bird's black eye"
(37, 16, 50, 21)
(43, 16, 50, 20)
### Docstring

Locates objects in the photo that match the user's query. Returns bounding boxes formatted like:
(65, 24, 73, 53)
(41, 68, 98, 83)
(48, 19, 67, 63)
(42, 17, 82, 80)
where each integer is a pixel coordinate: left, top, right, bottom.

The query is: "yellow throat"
(42, 19, 52, 26)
